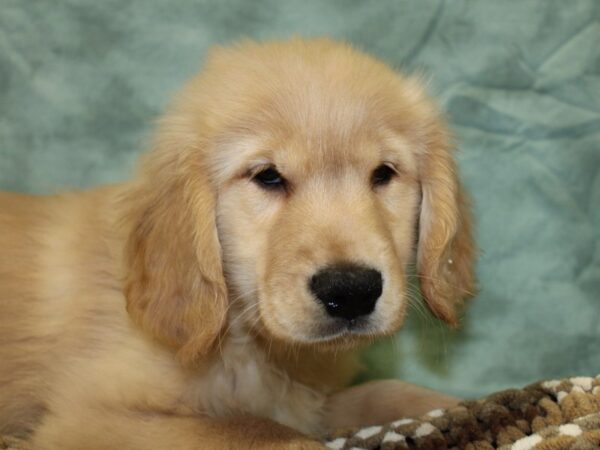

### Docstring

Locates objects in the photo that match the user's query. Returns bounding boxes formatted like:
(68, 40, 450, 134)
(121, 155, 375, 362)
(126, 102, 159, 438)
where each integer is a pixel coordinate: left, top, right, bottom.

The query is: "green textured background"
(1, 1, 599, 399)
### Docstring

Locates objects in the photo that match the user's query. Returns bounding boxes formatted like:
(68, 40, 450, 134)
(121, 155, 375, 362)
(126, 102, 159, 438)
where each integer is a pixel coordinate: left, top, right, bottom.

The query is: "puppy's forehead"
(205, 40, 427, 180)
(213, 124, 417, 183)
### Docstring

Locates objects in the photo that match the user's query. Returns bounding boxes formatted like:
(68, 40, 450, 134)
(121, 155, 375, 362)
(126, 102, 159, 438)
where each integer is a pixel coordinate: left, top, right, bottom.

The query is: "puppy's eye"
(371, 164, 396, 187)
(252, 167, 286, 190)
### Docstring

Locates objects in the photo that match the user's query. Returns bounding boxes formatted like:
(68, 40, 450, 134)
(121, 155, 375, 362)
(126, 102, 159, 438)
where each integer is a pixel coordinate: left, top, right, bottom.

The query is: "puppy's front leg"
(31, 408, 325, 450)
(324, 380, 460, 430)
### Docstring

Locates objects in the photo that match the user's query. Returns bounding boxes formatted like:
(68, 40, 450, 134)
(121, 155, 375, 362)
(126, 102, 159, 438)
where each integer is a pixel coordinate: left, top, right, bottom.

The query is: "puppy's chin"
(256, 312, 400, 351)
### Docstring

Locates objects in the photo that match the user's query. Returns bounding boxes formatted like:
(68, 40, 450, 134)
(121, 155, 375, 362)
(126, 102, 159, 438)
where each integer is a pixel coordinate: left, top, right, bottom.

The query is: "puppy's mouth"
(258, 262, 396, 345)
(305, 316, 377, 343)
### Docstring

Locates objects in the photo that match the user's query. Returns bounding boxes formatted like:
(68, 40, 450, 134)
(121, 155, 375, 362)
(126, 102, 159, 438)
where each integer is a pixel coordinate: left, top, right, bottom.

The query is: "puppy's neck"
(224, 306, 360, 393)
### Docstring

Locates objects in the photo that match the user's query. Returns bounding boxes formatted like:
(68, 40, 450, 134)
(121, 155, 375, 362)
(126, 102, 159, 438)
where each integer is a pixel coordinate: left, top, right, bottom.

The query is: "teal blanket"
(1, 0, 598, 398)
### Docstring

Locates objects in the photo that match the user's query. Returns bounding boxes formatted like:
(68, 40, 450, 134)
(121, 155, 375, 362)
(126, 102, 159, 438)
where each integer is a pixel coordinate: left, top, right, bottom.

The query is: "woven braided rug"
(2, 376, 600, 450)
(323, 375, 600, 450)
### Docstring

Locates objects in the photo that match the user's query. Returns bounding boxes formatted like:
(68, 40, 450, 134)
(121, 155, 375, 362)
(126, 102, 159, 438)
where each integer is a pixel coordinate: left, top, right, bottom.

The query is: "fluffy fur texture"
(0, 38, 476, 449)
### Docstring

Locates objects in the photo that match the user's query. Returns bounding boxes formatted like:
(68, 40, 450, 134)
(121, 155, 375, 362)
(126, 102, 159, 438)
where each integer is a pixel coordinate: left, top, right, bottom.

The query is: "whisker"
(406, 273, 476, 297)
(217, 292, 260, 356)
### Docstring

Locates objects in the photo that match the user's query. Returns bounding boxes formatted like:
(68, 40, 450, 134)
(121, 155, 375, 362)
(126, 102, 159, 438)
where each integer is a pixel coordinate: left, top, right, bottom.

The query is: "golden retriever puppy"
(0, 38, 475, 449)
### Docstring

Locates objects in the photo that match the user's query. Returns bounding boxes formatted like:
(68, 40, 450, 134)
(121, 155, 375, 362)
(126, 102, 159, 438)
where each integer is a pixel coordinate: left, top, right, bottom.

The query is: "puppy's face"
(216, 123, 419, 345)
(125, 40, 475, 361)
(208, 44, 429, 346)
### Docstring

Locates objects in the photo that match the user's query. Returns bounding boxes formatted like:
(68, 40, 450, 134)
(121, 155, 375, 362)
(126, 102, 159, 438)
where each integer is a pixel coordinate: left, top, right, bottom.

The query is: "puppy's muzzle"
(309, 263, 382, 321)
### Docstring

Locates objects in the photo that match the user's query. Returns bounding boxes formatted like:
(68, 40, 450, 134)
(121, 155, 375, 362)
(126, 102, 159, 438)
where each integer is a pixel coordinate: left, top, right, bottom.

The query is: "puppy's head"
(123, 39, 476, 364)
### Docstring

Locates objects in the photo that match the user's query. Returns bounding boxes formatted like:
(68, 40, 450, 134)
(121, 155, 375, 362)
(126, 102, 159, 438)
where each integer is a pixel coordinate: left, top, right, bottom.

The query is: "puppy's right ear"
(121, 131, 227, 366)
(416, 126, 477, 327)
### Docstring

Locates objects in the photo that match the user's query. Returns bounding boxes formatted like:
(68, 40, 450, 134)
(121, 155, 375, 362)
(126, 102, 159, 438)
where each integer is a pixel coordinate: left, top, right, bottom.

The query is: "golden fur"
(0, 38, 475, 449)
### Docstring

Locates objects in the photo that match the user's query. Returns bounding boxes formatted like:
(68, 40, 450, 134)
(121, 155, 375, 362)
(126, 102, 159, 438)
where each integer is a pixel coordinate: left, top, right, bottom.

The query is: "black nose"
(309, 264, 383, 321)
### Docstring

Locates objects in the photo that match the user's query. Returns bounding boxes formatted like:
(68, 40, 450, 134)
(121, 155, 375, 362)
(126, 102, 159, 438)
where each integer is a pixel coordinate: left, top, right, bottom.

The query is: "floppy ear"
(122, 136, 227, 366)
(416, 128, 477, 327)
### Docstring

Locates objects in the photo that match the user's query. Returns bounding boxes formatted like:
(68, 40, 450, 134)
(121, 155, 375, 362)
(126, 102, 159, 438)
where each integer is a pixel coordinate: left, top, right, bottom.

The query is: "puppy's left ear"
(416, 124, 477, 327)
(121, 135, 227, 366)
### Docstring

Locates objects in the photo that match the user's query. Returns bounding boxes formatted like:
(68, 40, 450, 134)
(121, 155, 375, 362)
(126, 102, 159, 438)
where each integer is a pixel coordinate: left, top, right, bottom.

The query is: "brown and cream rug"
(324, 376, 600, 450)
